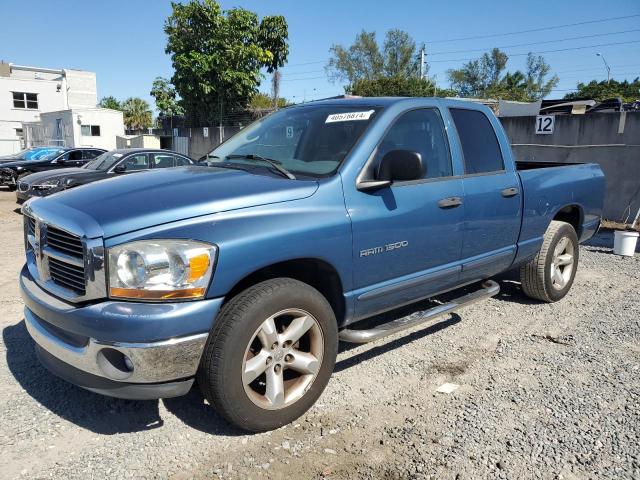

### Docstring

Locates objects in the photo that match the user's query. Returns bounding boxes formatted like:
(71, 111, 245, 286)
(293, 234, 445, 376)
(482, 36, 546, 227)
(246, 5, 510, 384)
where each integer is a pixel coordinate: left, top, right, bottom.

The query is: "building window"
(81, 125, 101, 136)
(12, 92, 38, 109)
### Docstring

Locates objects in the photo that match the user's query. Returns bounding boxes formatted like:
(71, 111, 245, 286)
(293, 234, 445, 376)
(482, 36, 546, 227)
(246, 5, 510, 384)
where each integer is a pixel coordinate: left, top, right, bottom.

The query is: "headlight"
(34, 179, 61, 189)
(108, 240, 217, 301)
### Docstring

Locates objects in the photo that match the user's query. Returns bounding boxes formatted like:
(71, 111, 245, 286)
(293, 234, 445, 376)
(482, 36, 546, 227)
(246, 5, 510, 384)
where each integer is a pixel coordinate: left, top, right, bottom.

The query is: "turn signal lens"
(188, 253, 210, 283)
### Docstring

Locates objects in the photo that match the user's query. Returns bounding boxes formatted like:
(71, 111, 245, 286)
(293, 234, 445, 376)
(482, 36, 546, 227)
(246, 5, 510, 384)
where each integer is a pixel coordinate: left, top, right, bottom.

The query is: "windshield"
(35, 148, 66, 160)
(7, 147, 63, 160)
(83, 152, 124, 170)
(208, 104, 381, 177)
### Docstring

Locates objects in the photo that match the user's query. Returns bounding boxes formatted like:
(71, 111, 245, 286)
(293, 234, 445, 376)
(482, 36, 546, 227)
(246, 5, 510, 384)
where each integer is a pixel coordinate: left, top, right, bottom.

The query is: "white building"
(0, 62, 124, 154)
(23, 108, 125, 151)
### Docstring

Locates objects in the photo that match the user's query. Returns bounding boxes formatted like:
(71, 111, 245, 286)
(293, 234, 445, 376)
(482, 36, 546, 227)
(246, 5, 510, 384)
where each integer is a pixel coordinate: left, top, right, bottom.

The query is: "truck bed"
(515, 160, 581, 171)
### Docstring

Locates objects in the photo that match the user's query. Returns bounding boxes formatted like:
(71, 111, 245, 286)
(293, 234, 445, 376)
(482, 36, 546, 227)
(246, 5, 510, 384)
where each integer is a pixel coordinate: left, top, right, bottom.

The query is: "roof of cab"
(295, 96, 486, 110)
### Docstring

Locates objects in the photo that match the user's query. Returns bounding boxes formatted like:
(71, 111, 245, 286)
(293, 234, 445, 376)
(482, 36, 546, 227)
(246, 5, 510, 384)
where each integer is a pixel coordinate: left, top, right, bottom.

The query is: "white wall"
(35, 108, 124, 150)
(0, 65, 97, 154)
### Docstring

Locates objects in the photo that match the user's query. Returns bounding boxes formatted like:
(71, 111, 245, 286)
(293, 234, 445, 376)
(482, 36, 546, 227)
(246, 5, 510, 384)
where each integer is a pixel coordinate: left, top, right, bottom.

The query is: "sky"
(1, 0, 639, 113)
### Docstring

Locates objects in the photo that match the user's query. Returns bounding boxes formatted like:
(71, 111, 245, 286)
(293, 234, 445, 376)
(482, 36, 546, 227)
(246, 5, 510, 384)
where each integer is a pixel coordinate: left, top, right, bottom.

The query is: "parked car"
(16, 148, 194, 202)
(1, 147, 106, 190)
(19, 98, 604, 432)
(0, 146, 66, 163)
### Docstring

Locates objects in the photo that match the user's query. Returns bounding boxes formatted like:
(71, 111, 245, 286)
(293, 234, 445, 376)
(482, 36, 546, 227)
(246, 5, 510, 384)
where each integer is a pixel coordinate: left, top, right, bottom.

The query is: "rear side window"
(450, 108, 504, 174)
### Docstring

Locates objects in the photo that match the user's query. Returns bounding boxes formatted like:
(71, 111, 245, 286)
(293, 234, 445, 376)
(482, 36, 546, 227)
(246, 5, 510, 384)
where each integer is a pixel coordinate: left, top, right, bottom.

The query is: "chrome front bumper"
(25, 308, 208, 384)
(20, 265, 223, 397)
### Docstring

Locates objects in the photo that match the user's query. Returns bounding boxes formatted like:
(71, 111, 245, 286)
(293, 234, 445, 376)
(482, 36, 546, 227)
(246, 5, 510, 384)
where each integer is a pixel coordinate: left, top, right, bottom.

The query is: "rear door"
(449, 107, 521, 282)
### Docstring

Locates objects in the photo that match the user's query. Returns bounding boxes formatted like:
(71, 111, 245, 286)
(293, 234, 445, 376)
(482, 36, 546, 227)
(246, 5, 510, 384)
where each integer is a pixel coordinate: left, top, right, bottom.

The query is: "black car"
(1, 147, 106, 190)
(16, 148, 194, 202)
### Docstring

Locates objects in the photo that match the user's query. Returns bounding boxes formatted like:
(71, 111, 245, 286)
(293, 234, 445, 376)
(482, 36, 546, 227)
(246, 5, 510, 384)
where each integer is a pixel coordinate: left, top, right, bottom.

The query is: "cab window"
(374, 109, 452, 179)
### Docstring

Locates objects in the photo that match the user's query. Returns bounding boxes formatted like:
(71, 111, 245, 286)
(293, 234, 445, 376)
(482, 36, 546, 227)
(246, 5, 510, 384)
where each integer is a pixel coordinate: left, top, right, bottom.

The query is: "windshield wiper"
(225, 154, 296, 180)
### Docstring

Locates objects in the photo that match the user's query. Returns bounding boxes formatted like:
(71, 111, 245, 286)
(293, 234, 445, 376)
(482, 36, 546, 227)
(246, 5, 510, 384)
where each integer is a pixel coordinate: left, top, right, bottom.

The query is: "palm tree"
(122, 97, 153, 132)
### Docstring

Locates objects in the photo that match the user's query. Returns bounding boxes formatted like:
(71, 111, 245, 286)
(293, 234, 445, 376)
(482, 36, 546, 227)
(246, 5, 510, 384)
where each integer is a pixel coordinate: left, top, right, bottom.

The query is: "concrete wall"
(116, 134, 161, 149)
(499, 112, 640, 222)
(170, 126, 241, 160)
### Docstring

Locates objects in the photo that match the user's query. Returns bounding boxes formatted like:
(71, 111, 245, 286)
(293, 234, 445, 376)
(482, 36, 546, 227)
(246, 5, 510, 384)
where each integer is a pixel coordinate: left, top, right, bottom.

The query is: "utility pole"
(596, 52, 611, 83)
(419, 47, 425, 79)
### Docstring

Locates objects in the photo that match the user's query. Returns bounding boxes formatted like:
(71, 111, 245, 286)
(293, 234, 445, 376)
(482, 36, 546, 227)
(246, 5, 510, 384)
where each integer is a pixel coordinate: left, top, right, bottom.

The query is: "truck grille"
(48, 257, 86, 294)
(27, 216, 36, 237)
(46, 226, 84, 258)
(24, 215, 88, 297)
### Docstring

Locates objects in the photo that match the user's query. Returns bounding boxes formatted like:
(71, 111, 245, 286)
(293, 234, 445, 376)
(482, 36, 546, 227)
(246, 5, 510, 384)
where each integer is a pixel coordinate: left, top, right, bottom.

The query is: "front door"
(344, 108, 465, 319)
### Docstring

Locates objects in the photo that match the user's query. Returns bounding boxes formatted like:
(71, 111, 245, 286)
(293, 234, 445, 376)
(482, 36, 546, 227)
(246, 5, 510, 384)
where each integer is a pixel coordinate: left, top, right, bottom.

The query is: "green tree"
(448, 49, 558, 101)
(326, 29, 421, 84)
(249, 92, 288, 109)
(122, 97, 153, 131)
(150, 77, 184, 117)
(98, 96, 122, 110)
(258, 16, 289, 106)
(564, 78, 640, 103)
(349, 75, 456, 98)
(164, 0, 289, 125)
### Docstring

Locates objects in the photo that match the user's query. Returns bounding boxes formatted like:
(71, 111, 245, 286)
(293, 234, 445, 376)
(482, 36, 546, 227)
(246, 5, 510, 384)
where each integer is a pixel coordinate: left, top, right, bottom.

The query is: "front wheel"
(197, 278, 338, 432)
(520, 220, 579, 302)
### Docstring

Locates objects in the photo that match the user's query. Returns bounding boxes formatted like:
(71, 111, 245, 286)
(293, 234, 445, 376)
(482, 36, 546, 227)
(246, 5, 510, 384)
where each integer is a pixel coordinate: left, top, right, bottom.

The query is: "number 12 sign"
(535, 115, 555, 135)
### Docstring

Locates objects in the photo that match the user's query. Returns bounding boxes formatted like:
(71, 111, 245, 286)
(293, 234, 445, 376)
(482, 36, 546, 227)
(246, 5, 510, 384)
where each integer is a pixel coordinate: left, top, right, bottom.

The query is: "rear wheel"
(197, 278, 338, 432)
(520, 220, 579, 302)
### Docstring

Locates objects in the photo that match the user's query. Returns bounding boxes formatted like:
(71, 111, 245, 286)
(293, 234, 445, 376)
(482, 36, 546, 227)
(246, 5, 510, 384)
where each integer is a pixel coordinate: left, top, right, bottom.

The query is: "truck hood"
(34, 166, 319, 238)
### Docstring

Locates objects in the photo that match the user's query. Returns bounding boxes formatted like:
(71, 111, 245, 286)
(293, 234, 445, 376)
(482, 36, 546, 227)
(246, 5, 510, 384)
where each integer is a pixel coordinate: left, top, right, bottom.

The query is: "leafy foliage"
(249, 92, 288, 109)
(349, 75, 456, 98)
(448, 49, 558, 101)
(564, 78, 640, 103)
(98, 96, 122, 110)
(164, 0, 289, 125)
(150, 77, 184, 117)
(258, 16, 289, 73)
(326, 29, 421, 84)
(122, 97, 153, 130)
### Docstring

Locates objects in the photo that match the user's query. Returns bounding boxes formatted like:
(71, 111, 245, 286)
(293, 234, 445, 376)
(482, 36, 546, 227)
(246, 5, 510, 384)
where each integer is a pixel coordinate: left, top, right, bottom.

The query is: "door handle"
(438, 196, 463, 208)
(501, 187, 519, 198)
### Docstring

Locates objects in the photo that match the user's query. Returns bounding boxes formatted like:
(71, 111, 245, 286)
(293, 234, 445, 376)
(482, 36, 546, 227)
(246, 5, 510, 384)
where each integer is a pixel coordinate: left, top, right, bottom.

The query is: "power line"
(281, 75, 327, 82)
(556, 64, 640, 74)
(279, 14, 640, 70)
(428, 29, 640, 55)
(428, 39, 640, 63)
(425, 14, 640, 44)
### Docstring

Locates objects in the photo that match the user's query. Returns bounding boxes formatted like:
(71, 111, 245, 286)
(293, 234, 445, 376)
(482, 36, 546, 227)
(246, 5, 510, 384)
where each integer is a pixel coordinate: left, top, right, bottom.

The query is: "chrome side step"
(338, 280, 500, 344)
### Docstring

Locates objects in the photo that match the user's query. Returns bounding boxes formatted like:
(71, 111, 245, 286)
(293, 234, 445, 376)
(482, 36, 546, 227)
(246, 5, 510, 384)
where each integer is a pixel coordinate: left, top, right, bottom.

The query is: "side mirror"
(113, 164, 126, 173)
(377, 150, 425, 182)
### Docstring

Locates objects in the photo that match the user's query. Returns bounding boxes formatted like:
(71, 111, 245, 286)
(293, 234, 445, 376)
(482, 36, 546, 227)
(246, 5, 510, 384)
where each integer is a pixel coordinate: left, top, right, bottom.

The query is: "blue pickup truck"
(20, 98, 604, 431)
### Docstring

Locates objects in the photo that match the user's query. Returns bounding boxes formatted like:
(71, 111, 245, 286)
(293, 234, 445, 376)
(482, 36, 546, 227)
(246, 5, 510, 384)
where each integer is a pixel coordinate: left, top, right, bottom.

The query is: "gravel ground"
(0, 187, 638, 480)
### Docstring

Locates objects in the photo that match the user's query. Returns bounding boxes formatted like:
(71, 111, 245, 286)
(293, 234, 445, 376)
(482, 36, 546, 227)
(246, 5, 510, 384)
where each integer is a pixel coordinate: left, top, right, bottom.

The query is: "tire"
(519, 220, 579, 302)
(7, 185, 16, 191)
(197, 278, 338, 432)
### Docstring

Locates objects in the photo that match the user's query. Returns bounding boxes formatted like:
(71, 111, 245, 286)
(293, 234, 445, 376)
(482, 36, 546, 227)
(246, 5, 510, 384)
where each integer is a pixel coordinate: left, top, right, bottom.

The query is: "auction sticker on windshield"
(325, 110, 375, 123)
